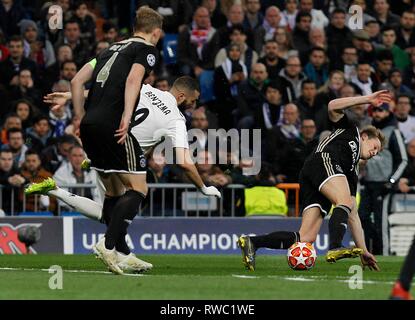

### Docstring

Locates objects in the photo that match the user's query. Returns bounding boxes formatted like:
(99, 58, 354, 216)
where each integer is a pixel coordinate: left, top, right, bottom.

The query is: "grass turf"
(0, 254, 411, 300)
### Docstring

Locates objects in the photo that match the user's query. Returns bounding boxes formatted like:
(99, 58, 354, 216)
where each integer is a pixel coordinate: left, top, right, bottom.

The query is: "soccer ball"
(287, 242, 317, 270)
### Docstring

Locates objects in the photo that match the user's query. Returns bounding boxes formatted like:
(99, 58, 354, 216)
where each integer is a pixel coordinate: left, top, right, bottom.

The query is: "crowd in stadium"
(0, 0, 415, 229)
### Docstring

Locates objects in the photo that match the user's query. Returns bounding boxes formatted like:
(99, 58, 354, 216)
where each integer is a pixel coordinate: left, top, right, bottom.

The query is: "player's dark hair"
(173, 76, 200, 93)
(134, 7, 163, 33)
(360, 126, 386, 150)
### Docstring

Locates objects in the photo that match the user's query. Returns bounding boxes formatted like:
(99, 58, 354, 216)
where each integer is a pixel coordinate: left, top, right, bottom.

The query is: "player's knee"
(333, 197, 353, 210)
(130, 184, 148, 197)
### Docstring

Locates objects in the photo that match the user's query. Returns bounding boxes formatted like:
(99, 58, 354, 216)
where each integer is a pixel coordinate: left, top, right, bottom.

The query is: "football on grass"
(287, 242, 317, 270)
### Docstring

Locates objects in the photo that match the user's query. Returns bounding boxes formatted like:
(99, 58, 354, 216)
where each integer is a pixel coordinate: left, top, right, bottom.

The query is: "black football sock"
(329, 205, 351, 250)
(398, 237, 415, 291)
(105, 190, 145, 250)
(250, 231, 300, 249)
(101, 195, 121, 225)
(115, 231, 131, 255)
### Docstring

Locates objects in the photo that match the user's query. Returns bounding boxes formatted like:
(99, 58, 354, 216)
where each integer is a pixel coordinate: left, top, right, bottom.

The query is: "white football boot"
(116, 252, 153, 274)
(93, 237, 124, 275)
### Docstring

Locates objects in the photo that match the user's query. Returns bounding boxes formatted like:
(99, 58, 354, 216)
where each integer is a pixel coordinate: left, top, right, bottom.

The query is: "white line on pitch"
(0, 267, 147, 277)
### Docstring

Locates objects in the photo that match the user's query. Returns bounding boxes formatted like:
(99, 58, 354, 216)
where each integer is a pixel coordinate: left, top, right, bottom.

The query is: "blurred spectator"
(147, 152, 169, 183)
(243, 0, 263, 32)
(0, 29, 9, 62)
(308, 27, 327, 51)
(59, 60, 78, 82)
(1, 113, 21, 145)
(4, 127, 27, 168)
(235, 63, 268, 129)
(178, 6, 220, 77)
(64, 115, 81, 143)
(73, 1, 96, 45)
(344, 100, 372, 130)
(0, 148, 25, 214)
(26, 115, 53, 154)
(351, 61, 376, 95)
(54, 20, 91, 68)
(9, 68, 41, 107)
(19, 149, 55, 212)
(278, 55, 306, 101)
(12, 99, 37, 130)
(0, 0, 28, 38)
(257, 39, 285, 80)
(255, 6, 285, 54)
(365, 19, 381, 44)
(373, 49, 394, 84)
(325, 8, 352, 64)
(213, 42, 247, 129)
(255, 80, 284, 131)
(280, 0, 298, 31)
(298, 0, 328, 30)
(352, 30, 376, 63)
(292, 11, 312, 56)
(44, 44, 73, 91)
(403, 50, 415, 90)
(395, 94, 415, 143)
(41, 134, 78, 174)
(94, 40, 110, 56)
(396, 10, 415, 51)
(217, 3, 246, 49)
(102, 21, 118, 44)
(274, 26, 297, 60)
(398, 138, 415, 193)
(372, 0, 400, 28)
(53, 145, 102, 206)
(202, 0, 227, 29)
(385, 69, 414, 98)
(195, 150, 231, 187)
(303, 47, 328, 88)
(378, 27, 410, 70)
(330, 46, 358, 81)
(360, 102, 407, 255)
(20, 19, 56, 69)
(49, 103, 71, 138)
(189, 108, 211, 151)
(154, 77, 171, 91)
(0, 35, 37, 89)
(215, 24, 257, 73)
(295, 80, 326, 128)
(137, 0, 193, 34)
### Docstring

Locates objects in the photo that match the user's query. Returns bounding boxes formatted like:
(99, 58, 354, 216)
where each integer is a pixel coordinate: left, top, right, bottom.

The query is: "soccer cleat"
(93, 237, 124, 275)
(116, 252, 153, 274)
(390, 282, 413, 300)
(326, 247, 363, 263)
(237, 235, 256, 271)
(81, 159, 91, 170)
(24, 177, 56, 195)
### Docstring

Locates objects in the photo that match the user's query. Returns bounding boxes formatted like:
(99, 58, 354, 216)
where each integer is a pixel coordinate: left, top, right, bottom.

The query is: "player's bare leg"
(320, 176, 363, 262)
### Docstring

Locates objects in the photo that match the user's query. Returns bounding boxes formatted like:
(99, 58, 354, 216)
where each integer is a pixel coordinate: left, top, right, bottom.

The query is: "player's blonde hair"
(360, 126, 386, 150)
(134, 7, 163, 33)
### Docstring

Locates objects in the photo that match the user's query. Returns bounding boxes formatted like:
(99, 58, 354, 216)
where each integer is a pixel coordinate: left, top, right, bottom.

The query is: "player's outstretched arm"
(328, 90, 392, 122)
(43, 90, 89, 111)
(71, 62, 94, 119)
(174, 147, 221, 198)
(115, 64, 146, 145)
(348, 197, 380, 271)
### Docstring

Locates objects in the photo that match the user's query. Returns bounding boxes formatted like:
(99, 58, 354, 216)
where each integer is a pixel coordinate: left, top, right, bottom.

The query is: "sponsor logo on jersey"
(349, 140, 358, 170)
(147, 54, 156, 67)
(335, 165, 343, 173)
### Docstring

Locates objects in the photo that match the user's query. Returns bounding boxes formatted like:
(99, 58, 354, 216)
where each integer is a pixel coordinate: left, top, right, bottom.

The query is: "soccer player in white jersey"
(27, 77, 221, 274)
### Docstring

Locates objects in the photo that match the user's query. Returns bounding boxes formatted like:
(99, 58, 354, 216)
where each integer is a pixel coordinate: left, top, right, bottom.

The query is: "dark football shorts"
(80, 123, 147, 174)
(299, 152, 357, 217)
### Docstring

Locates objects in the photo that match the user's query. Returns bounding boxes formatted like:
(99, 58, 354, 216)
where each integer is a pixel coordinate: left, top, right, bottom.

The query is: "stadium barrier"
(0, 216, 353, 255)
(0, 183, 299, 217)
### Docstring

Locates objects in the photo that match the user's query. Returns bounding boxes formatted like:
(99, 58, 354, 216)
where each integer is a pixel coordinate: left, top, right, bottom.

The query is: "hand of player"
(115, 114, 131, 144)
(367, 90, 392, 107)
(360, 251, 380, 271)
(43, 92, 70, 111)
(200, 185, 221, 199)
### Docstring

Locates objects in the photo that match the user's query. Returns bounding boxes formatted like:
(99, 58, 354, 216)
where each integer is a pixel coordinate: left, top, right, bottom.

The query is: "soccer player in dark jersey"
(69, 7, 164, 274)
(390, 238, 415, 299)
(238, 90, 392, 271)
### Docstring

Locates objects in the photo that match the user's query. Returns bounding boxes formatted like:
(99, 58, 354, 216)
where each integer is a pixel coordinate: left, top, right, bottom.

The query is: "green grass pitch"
(0, 254, 411, 300)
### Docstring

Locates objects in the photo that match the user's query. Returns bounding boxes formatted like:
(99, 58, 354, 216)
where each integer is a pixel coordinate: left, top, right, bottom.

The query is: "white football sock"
(48, 188, 103, 221)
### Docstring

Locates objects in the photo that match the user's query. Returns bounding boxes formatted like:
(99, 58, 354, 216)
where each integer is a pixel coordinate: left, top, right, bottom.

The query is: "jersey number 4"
(96, 52, 119, 88)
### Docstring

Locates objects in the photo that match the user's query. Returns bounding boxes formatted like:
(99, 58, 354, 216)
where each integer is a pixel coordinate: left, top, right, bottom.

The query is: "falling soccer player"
(238, 90, 393, 271)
